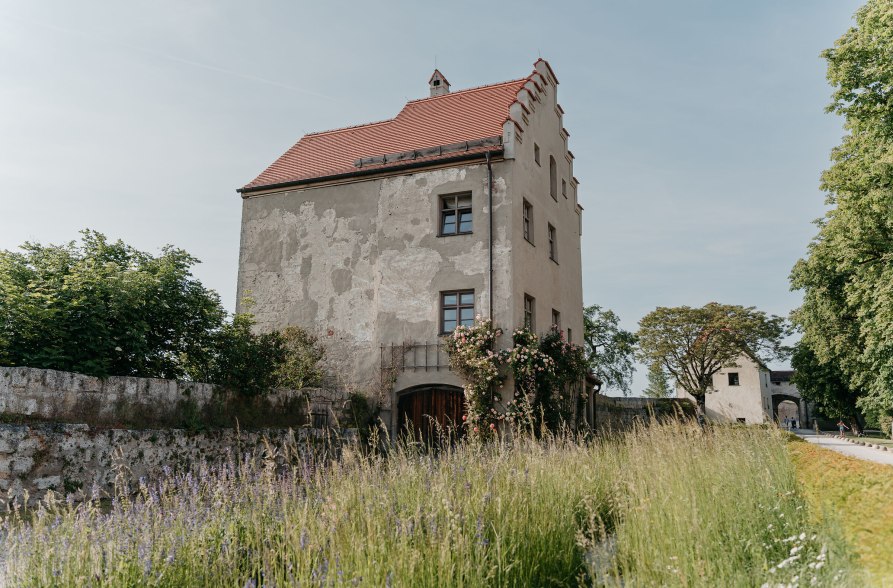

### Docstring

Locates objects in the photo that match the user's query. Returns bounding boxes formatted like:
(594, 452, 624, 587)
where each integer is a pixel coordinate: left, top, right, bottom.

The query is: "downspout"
(486, 151, 494, 320)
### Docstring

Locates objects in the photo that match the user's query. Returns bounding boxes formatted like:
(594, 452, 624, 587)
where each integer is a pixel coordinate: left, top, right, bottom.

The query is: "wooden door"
(397, 386, 466, 442)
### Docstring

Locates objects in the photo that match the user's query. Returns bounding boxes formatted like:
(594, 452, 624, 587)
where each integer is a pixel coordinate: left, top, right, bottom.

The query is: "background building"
(675, 354, 809, 425)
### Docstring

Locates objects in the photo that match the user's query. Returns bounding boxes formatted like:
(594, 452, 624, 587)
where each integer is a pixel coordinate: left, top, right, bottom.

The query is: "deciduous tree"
(636, 303, 787, 419)
(0, 230, 224, 378)
(790, 341, 864, 429)
(790, 0, 893, 424)
(583, 304, 637, 395)
(643, 362, 673, 399)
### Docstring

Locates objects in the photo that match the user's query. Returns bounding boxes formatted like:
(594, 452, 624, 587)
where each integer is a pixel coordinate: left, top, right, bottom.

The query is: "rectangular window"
(551, 309, 561, 330)
(440, 193, 472, 236)
(562, 179, 567, 198)
(523, 200, 534, 244)
(728, 372, 740, 386)
(549, 156, 557, 200)
(441, 290, 475, 333)
(524, 294, 535, 331)
(534, 143, 540, 165)
(548, 224, 557, 262)
(567, 327, 573, 343)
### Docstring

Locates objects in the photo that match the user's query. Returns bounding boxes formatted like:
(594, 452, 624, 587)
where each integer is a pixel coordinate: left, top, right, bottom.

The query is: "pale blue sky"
(0, 1, 863, 393)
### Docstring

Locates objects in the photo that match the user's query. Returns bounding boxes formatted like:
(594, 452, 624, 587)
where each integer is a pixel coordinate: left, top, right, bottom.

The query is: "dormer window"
(429, 69, 450, 97)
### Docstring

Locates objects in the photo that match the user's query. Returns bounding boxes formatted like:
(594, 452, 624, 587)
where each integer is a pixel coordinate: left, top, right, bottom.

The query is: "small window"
(524, 294, 535, 330)
(728, 372, 740, 386)
(440, 193, 472, 236)
(433, 79, 440, 87)
(736, 417, 746, 424)
(441, 290, 475, 333)
(523, 200, 534, 244)
(549, 156, 557, 200)
(548, 224, 557, 262)
(567, 327, 572, 343)
(562, 179, 567, 198)
(534, 143, 540, 165)
(551, 309, 561, 330)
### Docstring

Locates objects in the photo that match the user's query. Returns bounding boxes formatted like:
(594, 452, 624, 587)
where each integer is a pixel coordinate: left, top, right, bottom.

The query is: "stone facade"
(236, 60, 587, 431)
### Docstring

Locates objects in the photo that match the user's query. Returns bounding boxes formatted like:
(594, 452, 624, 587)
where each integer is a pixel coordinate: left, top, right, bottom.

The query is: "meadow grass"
(1, 422, 857, 587)
(789, 436, 893, 582)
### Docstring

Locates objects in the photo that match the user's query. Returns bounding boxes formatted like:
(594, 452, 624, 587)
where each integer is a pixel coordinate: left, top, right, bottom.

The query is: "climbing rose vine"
(443, 317, 503, 434)
(445, 318, 589, 436)
(504, 327, 588, 430)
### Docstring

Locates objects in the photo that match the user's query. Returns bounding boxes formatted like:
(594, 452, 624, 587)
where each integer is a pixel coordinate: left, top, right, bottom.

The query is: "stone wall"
(0, 366, 360, 506)
(0, 366, 352, 428)
(593, 396, 696, 432)
(0, 424, 351, 506)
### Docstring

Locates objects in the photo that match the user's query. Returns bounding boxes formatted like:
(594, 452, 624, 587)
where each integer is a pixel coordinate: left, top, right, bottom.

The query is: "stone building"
(675, 354, 809, 426)
(236, 60, 587, 434)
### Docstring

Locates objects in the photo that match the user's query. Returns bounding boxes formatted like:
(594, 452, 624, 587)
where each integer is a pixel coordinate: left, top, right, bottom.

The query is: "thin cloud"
(1, 11, 330, 98)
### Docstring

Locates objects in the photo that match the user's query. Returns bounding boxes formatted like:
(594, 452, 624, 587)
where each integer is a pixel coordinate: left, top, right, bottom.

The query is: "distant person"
(837, 420, 849, 437)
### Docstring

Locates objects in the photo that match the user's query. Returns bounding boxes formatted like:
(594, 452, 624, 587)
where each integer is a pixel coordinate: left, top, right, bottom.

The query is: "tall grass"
(1, 423, 857, 587)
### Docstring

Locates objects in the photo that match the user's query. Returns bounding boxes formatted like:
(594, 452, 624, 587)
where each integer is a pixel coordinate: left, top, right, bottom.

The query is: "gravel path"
(795, 430, 893, 467)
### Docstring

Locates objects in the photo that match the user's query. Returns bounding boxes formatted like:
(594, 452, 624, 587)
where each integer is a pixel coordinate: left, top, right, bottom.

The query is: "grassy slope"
(2, 426, 858, 587)
(789, 437, 893, 582)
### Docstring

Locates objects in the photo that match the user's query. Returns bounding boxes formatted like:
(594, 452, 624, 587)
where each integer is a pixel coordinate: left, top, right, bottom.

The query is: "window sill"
(550, 258, 559, 266)
(437, 231, 473, 238)
(525, 237, 535, 246)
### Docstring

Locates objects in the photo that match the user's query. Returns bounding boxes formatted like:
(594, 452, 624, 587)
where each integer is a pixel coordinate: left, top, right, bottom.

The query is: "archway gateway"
(771, 394, 801, 425)
(396, 385, 466, 442)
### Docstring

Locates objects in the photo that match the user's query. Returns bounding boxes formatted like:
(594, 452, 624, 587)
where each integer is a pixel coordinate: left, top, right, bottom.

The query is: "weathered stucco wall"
(237, 162, 514, 406)
(506, 61, 585, 344)
(0, 424, 348, 506)
(0, 366, 350, 428)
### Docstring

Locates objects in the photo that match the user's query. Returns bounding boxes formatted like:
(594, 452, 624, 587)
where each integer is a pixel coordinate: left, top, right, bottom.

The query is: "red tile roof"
(241, 74, 533, 192)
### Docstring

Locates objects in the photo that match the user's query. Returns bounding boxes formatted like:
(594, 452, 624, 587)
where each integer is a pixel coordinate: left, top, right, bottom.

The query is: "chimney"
(429, 69, 450, 97)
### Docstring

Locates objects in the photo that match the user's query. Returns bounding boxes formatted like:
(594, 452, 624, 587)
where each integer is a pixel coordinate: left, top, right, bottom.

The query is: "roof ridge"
(405, 77, 527, 104)
(304, 118, 394, 138)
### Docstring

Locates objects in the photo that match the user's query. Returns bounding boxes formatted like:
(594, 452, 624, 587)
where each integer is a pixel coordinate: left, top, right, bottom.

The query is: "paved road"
(794, 430, 893, 467)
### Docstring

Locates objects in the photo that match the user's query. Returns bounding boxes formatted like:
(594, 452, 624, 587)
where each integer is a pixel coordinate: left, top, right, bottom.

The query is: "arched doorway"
(397, 385, 466, 442)
(772, 394, 801, 427)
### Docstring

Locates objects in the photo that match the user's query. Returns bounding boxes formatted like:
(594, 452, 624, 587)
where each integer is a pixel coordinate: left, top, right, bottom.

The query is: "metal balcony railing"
(380, 342, 451, 373)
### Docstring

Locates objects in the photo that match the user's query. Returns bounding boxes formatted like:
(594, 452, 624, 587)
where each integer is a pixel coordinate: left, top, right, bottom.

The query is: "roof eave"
(238, 148, 505, 196)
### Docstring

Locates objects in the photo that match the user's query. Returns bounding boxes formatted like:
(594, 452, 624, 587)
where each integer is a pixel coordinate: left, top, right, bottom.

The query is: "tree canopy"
(642, 362, 673, 399)
(582, 304, 637, 395)
(0, 230, 224, 379)
(0, 231, 325, 396)
(789, 0, 893, 425)
(636, 303, 787, 414)
(790, 341, 863, 426)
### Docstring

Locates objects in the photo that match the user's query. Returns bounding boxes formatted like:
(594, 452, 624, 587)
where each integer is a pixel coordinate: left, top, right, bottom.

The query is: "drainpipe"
(486, 151, 494, 320)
